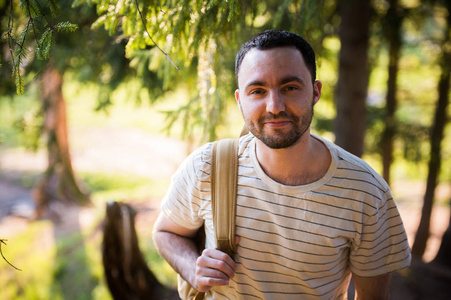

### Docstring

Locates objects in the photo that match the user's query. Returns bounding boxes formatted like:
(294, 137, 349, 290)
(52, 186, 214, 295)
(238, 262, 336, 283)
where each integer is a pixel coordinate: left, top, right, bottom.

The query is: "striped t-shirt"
(161, 133, 411, 299)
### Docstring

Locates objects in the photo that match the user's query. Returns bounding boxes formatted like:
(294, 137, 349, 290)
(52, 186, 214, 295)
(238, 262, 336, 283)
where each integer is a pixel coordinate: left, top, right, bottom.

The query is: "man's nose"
(266, 91, 285, 115)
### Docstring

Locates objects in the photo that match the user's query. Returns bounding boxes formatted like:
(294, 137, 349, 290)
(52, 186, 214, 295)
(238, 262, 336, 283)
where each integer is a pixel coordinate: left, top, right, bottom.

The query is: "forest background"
(0, 0, 450, 299)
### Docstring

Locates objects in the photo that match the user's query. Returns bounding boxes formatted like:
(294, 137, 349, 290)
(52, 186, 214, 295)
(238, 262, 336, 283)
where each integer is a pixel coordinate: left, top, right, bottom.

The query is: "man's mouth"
(264, 120, 292, 128)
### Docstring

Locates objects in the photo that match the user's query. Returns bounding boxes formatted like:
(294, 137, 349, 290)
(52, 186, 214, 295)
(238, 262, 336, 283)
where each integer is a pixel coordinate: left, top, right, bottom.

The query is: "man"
(153, 30, 411, 299)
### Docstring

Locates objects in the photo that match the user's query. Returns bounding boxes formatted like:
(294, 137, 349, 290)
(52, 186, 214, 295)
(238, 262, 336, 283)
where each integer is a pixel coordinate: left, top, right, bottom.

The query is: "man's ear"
(313, 81, 322, 105)
(235, 89, 240, 106)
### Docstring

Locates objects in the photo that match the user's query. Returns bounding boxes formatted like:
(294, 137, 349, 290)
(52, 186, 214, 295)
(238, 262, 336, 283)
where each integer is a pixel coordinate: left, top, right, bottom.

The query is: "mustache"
(258, 111, 297, 122)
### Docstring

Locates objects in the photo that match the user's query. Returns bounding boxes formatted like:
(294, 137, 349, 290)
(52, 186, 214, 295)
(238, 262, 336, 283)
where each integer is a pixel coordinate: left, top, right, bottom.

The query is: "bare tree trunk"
(411, 4, 450, 258)
(334, 0, 371, 157)
(381, 0, 403, 185)
(102, 201, 179, 300)
(33, 64, 89, 218)
(433, 191, 451, 268)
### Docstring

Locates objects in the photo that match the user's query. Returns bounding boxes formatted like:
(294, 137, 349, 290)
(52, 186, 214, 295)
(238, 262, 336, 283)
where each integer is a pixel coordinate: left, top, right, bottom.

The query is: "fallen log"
(102, 201, 179, 300)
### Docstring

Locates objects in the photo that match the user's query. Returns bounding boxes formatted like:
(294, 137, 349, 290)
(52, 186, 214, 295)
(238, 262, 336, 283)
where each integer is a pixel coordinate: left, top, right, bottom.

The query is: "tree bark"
(381, 0, 403, 185)
(411, 4, 450, 258)
(33, 64, 89, 218)
(334, 0, 371, 157)
(433, 194, 451, 268)
(102, 201, 179, 300)
(431, 0, 451, 270)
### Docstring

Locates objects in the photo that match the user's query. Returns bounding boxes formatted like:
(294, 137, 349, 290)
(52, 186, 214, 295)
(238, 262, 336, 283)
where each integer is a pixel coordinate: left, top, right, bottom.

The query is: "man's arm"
(352, 273, 392, 300)
(152, 213, 237, 293)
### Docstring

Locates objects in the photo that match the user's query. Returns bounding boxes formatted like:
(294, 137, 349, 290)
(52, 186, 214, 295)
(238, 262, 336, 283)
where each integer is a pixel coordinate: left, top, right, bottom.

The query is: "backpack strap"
(211, 138, 239, 257)
(191, 138, 239, 300)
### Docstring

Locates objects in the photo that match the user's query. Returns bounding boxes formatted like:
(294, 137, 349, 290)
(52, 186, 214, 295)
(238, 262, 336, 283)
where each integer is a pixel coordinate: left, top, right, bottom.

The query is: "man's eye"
(250, 89, 264, 95)
(284, 86, 299, 91)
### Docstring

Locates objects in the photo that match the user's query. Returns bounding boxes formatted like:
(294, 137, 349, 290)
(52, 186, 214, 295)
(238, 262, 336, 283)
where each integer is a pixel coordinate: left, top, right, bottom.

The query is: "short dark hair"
(235, 30, 317, 84)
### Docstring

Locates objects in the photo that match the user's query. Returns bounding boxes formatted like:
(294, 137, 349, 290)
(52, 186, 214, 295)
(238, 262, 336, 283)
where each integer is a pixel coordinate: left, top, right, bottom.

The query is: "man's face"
(235, 47, 322, 149)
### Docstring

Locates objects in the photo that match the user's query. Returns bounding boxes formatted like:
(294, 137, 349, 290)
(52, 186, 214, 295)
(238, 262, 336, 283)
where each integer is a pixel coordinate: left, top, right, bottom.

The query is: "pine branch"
(46, 0, 60, 18)
(133, 0, 179, 70)
(25, 1, 45, 63)
(156, 0, 163, 12)
(0, 239, 22, 271)
(11, 18, 34, 94)
(6, 0, 17, 80)
(29, 0, 55, 31)
(5, 0, 79, 93)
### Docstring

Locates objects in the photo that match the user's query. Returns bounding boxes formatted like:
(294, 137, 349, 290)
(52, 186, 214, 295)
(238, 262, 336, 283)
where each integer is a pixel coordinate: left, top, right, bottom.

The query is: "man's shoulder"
(174, 142, 215, 182)
(186, 134, 253, 165)
(180, 134, 253, 178)
(237, 133, 255, 156)
(316, 135, 390, 192)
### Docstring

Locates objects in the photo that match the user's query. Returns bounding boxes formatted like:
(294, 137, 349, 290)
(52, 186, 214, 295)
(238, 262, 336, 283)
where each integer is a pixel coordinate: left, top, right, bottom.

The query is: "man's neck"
(255, 133, 331, 186)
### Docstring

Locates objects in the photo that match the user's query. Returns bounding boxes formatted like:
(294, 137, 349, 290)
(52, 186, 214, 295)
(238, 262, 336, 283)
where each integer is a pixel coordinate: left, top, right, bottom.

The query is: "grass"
(0, 221, 55, 299)
(80, 171, 170, 203)
(0, 170, 177, 299)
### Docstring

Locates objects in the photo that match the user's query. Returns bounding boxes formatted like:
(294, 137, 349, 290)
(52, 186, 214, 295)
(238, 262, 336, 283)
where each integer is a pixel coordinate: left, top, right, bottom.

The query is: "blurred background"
(1, 0, 450, 299)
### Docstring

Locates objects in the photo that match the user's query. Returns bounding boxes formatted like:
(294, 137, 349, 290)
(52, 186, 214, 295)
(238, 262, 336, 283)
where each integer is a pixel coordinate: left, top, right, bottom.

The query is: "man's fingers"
(195, 263, 231, 292)
(195, 248, 237, 291)
(197, 249, 236, 278)
(195, 276, 229, 293)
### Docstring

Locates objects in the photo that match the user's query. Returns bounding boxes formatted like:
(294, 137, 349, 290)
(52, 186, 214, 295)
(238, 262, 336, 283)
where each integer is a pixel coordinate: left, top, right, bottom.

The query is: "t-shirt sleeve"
(349, 189, 411, 277)
(161, 143, 213, 230)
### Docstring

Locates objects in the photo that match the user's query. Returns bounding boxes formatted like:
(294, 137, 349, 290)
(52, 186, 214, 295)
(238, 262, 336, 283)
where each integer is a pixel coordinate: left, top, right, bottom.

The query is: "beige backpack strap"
(211, 138, 239, 258)
(189, 139, 238, 300)
(193, 291, 205, 300)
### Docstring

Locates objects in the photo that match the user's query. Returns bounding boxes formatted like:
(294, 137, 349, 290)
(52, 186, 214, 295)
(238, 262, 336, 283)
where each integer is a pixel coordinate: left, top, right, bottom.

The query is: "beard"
(243, 102, 314, 149)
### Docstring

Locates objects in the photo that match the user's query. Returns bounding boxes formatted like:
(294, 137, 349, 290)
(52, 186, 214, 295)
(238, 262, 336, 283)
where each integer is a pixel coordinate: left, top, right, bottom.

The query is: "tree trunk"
(433, 193, 451, 268)
(334, 0, 371, 157)
(102, 201, 179, 300)
(381, 0, 403, 185)
(32, 64, 89, 218)
(411, 4, 450, 258)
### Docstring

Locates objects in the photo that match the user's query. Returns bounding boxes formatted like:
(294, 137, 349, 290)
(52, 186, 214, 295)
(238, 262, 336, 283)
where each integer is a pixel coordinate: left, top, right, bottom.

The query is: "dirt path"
(0, 126, 187, 236)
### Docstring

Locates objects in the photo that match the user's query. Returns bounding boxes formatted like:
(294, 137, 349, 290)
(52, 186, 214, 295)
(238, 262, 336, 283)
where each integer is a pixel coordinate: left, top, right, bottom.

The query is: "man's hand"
(153, 213, 240, 293)
(195, 248, 238, 292)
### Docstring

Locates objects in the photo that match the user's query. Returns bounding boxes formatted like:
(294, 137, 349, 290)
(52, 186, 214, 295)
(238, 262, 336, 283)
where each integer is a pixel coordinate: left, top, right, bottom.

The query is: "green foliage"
(35, 20, 79, 61)
(2, 0, 450, 179)
(2, 0, 336, 144)
(0, 221, 56, 299)
(74, 0, 337, 143)
(0, 88, 41, 149)
(2, 0, 79, 94)
(12, 109, 43, 151)
(37, 28, 55, 60)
